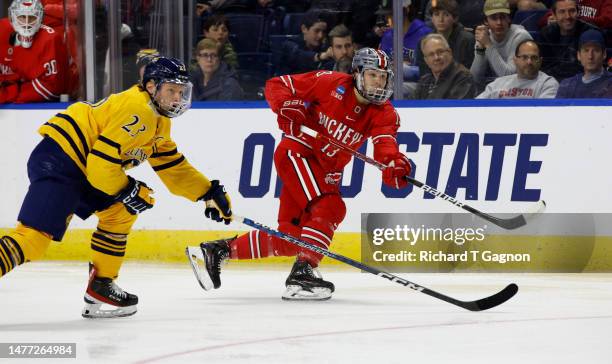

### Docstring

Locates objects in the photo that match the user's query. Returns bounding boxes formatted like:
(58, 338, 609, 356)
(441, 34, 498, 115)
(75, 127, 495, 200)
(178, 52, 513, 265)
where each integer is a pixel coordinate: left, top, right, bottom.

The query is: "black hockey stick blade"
(461, 200, 546, 230)
(422, 283, 518, 311)
(457, 283, 519, 311)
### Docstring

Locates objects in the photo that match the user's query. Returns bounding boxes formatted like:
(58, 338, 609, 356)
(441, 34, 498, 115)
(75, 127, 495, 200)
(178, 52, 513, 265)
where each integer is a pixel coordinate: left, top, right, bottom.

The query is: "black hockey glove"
(114, 176, 155, 215)
(199, 180, 233, 225)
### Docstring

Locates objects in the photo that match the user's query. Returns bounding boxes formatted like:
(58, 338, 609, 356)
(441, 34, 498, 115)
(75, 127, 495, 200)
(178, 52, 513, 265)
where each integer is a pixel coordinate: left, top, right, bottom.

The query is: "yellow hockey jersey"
(39, 85, 211, 200)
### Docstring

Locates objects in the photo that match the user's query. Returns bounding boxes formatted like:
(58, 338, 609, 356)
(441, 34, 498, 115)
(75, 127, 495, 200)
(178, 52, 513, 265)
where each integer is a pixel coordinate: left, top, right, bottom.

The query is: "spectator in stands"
(379, 0, 432, 81)
(191, 38, 244, 101)
(470, 0, 533, 89)
(370, 6, 392, 45)
(556, 29, 611, 97)
(319, 24, 355, 73)
(202, 14, 238, 69)
(576, 0, 612, 28)
(279, 10, 330, 74)
(540, 0, 599, 81)
(379, 0, 432, 97)
(0, 0, 69, 103)
(423, 0, 486, 30)
(135, 49, 160, 83)
(414, 34, 477, 99)
(541, 1, 612, 26)
(416, 0, 475, 76)
(477, 40, 559, 98)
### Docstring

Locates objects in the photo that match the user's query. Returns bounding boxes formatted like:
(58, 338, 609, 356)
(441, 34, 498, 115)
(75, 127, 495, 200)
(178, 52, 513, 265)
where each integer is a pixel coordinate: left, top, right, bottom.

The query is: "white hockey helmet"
(9, 0, 44, 49)
(352, 48, 394, 104)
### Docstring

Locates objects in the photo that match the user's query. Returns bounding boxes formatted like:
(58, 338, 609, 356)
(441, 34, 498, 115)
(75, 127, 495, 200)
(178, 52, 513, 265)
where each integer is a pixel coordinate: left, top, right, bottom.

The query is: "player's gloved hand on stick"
(199, 180, 232, 225)
(115, 176, 155, 215)
(382, 153, 413, 189)
(278, 99, 307, 137)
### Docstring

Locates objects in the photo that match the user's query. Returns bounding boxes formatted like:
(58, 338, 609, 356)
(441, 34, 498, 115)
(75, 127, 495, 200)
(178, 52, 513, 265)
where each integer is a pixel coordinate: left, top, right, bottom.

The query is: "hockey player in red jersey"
(0, 0, 69, 103)
(187, 48, 412, 300)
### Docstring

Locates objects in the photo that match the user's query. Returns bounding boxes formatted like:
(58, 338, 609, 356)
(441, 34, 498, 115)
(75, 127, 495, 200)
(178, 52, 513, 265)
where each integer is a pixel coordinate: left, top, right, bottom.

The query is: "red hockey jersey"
(265, 71, 402, 173)
(0, 18, 68, 103)
(577, 0, 612, 28)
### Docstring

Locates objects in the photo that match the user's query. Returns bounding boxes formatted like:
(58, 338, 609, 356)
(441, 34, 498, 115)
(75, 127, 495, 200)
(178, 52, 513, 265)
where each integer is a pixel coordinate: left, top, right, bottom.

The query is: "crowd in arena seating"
(1, 0, 611, 103)
(185, 0, 611, 100)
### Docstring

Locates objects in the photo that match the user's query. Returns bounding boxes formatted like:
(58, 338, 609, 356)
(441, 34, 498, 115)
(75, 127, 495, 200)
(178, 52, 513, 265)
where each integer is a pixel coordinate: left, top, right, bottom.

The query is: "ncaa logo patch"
(336, 86, 345, 95)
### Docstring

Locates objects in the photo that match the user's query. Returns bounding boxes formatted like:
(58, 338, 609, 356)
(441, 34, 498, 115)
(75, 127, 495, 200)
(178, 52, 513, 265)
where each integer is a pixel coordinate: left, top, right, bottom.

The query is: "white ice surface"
(1, 262, 611, 364)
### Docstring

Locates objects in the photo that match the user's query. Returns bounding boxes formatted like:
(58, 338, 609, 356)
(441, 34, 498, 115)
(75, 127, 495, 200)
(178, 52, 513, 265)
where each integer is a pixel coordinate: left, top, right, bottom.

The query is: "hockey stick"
(230, 215, 518, 311)
(300, 126, 546, 230)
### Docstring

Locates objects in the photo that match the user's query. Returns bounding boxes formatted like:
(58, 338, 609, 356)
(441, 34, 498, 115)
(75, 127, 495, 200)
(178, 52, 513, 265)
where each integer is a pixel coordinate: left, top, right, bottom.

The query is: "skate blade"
(185, 246, 214, 291)
(82, 297, 137, 319)
(282, 285, 332, 301)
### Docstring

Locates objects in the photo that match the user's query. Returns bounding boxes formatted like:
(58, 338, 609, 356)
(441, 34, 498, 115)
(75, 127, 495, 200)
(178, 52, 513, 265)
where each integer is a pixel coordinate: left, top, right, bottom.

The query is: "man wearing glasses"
(190, 38, 243, 101)
(414, 33, 476, 99)
(477, 40, 559, 98)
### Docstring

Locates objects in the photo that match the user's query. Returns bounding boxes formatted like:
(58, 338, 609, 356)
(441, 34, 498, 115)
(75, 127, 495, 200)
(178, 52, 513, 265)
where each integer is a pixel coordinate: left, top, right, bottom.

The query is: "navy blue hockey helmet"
(142, 57, 192, 118)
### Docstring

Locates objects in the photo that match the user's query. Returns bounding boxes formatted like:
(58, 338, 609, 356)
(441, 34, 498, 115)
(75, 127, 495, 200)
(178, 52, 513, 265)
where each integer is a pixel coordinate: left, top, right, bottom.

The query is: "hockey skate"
(185, 237, 232, 290)
(82, 264, 138, 318)
(282, 259, 335, 301)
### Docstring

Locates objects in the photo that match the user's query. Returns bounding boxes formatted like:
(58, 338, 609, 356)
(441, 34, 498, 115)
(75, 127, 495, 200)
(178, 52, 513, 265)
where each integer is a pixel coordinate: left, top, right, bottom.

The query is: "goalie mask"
(142, 57, 193, 118)
(352, 48, 394, 104)
(9, 0, 43, 49)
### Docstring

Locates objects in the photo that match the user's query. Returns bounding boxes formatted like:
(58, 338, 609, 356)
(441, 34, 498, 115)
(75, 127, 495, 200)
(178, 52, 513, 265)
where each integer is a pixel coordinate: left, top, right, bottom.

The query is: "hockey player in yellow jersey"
(0, 57, 232, 318)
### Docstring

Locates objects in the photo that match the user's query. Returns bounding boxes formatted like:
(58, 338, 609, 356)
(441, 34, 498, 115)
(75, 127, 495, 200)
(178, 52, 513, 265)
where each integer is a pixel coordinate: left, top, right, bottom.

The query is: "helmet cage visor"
(153, 80, 193, 118)
(352, 48, 395, 104)
(9, 0, 43, 39)
(356, 67, 394, 104)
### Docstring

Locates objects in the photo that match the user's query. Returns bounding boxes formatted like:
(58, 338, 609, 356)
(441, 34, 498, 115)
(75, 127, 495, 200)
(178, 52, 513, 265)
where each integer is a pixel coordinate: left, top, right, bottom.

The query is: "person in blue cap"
(556, 29, 611, 98)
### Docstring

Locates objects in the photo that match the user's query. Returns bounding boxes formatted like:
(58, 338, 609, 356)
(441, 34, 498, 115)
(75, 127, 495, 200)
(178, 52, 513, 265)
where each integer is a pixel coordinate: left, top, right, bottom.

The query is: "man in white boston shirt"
(477, 40, 559, 99)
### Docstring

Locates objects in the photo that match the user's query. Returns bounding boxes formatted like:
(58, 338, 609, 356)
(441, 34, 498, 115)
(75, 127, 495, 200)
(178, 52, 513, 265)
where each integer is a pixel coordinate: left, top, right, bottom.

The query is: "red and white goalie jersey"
(0, 18, 68, 103)
(265, 70, 402, 173)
